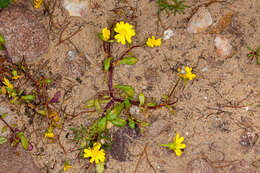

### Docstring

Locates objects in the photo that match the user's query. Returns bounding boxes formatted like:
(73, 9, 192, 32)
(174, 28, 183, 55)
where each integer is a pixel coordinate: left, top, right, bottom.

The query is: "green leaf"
(104, 57, 112, 71)
(12, 70, 18, 77)
(1, 126, 7, 133)
(98, 33, 104, 41)
(21, 95, 35, 101)
(124, 99, 131, 109)
(96, 162, 105, 173)
(97, 117, 107, 133)
(17, 132, 29, 150)
(0, 33, 6, 44)
(18, 89, 24, 96)
(20, 136, 29, 150)
(0, 0, 10, 9)
(111, 117, 127, 127)
(118, 57, 138, 65)
(257, 104, 260, 108)
(95, 99, 101, 112)
(0, 136, 7, 144)
(106, 103, 124, 121)
(1, 113, 7, 119)
(114, 85, 135, 98)
(85, 99, 95, 109)
(128, 119, 135, 129)
(138, 93, 145, 106)
(146, 102, 157, 107)
(45, 78, 52, 84)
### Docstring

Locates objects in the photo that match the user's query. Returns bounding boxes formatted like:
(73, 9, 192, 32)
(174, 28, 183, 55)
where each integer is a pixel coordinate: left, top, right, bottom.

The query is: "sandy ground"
(1, 0, 260, 173)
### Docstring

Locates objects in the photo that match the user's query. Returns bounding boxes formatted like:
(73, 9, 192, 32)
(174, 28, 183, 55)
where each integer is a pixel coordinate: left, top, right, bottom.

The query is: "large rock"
(0, 5, 49, 63)
(187, 7, 212, 34)
(0, 142, 41, 173)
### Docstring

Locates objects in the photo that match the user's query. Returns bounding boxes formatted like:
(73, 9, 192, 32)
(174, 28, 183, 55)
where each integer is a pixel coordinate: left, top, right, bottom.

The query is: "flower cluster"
(84, 142, 105, 164)
(178, 66, 196, 80)
(160, 133, 186, 156)
(101, 22, 162, 48)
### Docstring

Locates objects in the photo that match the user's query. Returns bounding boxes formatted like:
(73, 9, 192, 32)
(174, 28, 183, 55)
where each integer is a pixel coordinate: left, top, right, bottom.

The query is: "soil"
(0, 0, 259, 173)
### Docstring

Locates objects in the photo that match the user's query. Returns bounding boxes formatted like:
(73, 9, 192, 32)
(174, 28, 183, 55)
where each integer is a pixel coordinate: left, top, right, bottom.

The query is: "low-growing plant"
(247, 45, 260, 64)
(0, 18, 196, 172)
(157, 0, 189, 16)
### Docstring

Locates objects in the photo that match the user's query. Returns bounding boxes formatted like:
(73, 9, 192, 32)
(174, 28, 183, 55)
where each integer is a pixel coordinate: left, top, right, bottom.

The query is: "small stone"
(187, 159, 216, 173)
(64, 50, 85, 78)
(201, 67, 208, 72)
(0, 5, 49, 63)
(163, 29, 174, 40)
(187, 7, 212, 34)
(62, 0, 88, 17)
(240, 128, 258, 147)
(230, 160, 256, 173)
(214, 35, 232, 58)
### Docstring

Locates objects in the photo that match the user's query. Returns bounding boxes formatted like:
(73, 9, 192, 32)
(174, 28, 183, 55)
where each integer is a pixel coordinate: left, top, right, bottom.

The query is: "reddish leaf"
(49, 91, 61, 103)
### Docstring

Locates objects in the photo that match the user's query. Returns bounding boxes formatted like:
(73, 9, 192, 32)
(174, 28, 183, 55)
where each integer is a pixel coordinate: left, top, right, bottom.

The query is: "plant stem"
(0, 116, 15, 133)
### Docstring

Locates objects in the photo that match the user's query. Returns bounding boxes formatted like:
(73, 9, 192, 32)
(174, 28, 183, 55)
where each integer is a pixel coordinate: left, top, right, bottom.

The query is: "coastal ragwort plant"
(0, 16, 195, 172)
(70, 21, 195, 172)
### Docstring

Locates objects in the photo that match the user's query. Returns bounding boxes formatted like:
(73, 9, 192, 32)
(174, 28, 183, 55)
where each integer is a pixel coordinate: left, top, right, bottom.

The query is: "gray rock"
(0, 5, 49, 63)
(0, 142, 41, 173)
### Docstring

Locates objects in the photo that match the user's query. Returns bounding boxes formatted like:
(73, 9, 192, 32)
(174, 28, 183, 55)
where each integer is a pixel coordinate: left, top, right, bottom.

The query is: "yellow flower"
(178, 66, 196, 80)
(43, 126, 55, 141)
(160, 133, 186, 157)
(63, 161, 72, 171)
(12, 75, 20, 80)
(84, 142, 105, 164)
(33, 0, 42, 9)
(114, 21, 135, 45)
(146, 36, 161, 47)
(102, 27, 110, 41)
(3, 78, 13, 89)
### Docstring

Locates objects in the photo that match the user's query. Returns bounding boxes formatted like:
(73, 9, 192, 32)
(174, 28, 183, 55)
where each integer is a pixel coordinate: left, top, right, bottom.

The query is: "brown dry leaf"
(208, 12, 233, 34)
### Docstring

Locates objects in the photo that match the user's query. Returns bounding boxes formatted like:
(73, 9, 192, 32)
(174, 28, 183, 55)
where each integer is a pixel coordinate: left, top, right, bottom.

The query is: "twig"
(0, 116, 15, 133)
(134, 143, 147, 173)
(56, 25, 83, 46)
(144, 144, 157, 173)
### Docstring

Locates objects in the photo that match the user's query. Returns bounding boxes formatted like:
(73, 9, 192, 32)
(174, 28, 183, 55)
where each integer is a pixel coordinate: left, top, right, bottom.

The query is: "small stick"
(56, 25, 83, 46)
(0, 116, 15, 133)
(134, 143, 147, 173)
(144, 144, 157, 173)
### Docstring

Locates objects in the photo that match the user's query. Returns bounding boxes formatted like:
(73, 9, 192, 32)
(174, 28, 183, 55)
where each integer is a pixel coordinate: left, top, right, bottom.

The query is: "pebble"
(62, 0, 88, 17)
(0, 5, 49, 63)
(214, 35, 232, 57)
(187, 7, 213, 34)
(163, 29, 174, 40)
